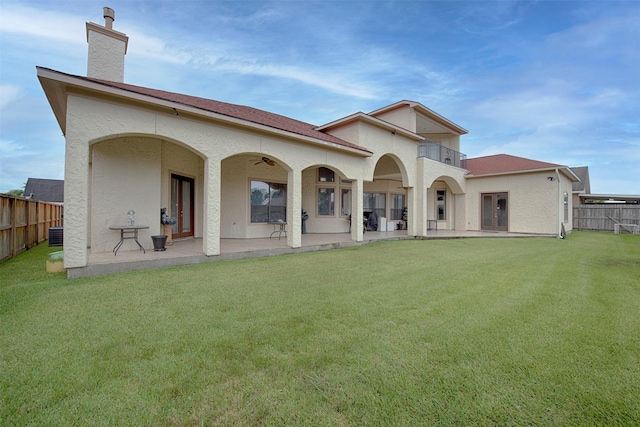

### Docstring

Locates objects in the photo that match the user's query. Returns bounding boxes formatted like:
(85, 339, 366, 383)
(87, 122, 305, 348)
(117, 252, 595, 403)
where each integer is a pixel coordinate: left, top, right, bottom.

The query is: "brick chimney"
(86, 7, 129, 82)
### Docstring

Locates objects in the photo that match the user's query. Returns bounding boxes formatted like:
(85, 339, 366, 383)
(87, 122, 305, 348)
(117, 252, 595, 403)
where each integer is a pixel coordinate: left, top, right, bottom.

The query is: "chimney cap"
(103, 7, 115, 29)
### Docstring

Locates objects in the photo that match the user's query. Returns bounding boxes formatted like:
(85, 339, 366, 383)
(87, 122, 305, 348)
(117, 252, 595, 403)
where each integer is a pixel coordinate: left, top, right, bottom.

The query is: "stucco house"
(37, 9, 578, 273)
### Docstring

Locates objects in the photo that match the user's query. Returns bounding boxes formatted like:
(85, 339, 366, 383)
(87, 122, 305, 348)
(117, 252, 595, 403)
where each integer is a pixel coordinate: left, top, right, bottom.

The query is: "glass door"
(171, 174, 194, 238)
(481, 193, 508, 231)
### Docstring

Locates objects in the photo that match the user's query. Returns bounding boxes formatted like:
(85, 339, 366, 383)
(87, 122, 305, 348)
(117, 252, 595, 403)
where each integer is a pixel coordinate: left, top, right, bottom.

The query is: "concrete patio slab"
(69, 230, 555, 278)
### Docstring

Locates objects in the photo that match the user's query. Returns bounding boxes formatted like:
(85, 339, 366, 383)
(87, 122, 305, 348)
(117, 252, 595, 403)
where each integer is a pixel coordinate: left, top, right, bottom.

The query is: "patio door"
(171, 174, 194, 239)
(481, 193, 508, 231)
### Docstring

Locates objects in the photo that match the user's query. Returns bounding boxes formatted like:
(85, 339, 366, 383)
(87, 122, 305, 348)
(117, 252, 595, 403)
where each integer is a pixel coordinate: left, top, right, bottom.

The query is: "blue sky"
(1, 0, 639, 194)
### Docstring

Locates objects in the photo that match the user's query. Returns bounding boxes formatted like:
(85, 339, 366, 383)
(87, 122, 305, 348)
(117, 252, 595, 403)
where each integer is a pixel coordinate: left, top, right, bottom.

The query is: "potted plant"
(160, 207, 177, 246)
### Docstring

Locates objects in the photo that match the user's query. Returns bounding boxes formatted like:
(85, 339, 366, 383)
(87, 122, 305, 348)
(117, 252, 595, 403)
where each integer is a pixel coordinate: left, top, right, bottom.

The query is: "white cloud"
(546, 12, 640, 55)
(126, 30, 192, 65)
(0, 85, 21, 109)
(0, 4, 85, 46)
(213, 60, 379, 100)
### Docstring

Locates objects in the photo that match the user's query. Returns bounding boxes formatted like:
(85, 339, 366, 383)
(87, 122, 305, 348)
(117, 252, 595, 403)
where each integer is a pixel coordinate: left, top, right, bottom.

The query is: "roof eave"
(466, 166, 580, 181)
(36, 67, 372, 157)
(37, 67, 69, 135)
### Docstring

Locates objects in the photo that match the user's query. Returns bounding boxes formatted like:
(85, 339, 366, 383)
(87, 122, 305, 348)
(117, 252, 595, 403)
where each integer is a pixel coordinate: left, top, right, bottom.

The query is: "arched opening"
(364, 155, 409, 232)
(426, 175, 465, 231)
(301, 164, 352, 234)
(220, 153, 290, 238)
(89, 135, 205, 253)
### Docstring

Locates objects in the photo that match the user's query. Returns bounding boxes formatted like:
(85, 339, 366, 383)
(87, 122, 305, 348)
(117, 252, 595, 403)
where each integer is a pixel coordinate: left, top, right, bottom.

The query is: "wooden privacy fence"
(0, 194, 64, 263)
(573, 204, 640, 232)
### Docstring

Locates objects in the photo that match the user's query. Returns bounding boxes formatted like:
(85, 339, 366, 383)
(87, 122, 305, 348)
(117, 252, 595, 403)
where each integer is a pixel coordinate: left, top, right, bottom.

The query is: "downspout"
(555, 168, 562, 238)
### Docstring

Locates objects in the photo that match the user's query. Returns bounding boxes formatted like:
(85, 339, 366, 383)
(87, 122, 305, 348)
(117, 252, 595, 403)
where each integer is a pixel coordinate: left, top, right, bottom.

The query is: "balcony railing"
(417, 140, 467, 169)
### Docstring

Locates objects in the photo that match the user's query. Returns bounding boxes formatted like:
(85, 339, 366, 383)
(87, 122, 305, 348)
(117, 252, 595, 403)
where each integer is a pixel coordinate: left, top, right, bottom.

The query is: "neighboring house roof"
(579, 194, 640, 203)
(36, 67, 372, 156)
(466, 154, 579, 181)
(24, 178, 64, 203)
(570, 166, 591, 193)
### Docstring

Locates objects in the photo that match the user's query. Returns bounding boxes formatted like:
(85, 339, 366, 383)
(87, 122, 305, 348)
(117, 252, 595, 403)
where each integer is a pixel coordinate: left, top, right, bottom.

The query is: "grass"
(1, 232, 639, 426)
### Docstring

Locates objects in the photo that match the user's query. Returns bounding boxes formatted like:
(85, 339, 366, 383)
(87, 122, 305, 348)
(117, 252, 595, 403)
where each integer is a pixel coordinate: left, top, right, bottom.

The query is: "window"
(436, 190, 446, 220)
(318, 167, 335, 182)
(250, 180, 286, 223)
(564, 192, 569, 222)
(390, 194, 405, 220)
(318, 188, 335, 216)
(364, 193, 386, 219)
(341, 188, 352, 216)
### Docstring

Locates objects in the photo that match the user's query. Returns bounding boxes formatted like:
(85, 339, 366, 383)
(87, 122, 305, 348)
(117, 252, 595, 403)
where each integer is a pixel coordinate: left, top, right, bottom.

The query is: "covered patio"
(71, 230, 553, 278)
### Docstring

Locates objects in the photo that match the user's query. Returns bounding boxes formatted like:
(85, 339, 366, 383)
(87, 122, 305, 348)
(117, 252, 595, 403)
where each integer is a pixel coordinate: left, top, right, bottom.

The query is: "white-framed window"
(318, 187, 335, 216)
(390, 194, 405, 220)
(364, 193, 386, 219)
(341, 188, 352, 217)
(318, 167, 335, 183)
(250, 180, 286, 223)
(563, 192, 569, 222)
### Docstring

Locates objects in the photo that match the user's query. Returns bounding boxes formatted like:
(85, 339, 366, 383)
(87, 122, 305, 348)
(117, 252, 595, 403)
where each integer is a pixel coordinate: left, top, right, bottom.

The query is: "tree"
(5, 189, 23, 197)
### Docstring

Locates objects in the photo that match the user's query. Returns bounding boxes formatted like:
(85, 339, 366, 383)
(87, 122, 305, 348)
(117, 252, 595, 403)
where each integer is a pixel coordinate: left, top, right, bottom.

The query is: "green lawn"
(1, 232, 639, 426)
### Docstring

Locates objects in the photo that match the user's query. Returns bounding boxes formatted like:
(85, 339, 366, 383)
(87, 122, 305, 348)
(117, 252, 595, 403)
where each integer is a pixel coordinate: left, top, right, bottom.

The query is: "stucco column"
(203, 157, 220, 256)
(454, 194, 465, 230)
(351, 179, 364, 242)
(287, 168, 302, 248)
(406, 187, 415, 236)
(415, 160, 428, 237)
(63, 132, 90, 269)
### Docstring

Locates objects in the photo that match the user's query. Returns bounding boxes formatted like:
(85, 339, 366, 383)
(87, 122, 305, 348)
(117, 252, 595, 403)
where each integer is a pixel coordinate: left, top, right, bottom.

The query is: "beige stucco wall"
(372, 105, 415, 132)
(465, 171, 573, 234)
(91, 137, 161, 253)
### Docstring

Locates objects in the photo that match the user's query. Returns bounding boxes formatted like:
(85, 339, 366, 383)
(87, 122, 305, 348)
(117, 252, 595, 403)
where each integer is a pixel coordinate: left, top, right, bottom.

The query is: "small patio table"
(109, 225, 149, 255)
(269, 221, 287, 240)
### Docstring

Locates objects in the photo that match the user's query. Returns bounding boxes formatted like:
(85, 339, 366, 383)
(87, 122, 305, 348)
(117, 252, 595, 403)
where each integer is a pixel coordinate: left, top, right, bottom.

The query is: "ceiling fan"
(253, 156, 276, 167)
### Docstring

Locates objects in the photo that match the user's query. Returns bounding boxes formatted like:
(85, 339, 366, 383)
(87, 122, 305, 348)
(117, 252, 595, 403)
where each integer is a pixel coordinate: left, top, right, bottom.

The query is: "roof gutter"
(556, 168, 563, 238)
(466, 166, 580, 181)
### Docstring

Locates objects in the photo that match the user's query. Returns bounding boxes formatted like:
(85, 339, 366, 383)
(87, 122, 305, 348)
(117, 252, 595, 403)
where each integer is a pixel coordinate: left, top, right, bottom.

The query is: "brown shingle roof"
(79, 75, 371, 154)
(466, 154, 565, 175)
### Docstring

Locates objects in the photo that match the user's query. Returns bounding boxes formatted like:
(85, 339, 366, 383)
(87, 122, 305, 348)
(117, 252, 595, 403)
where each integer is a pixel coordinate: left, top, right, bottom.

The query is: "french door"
(481, 193, 508, 231)
(171, 174, 194, 239)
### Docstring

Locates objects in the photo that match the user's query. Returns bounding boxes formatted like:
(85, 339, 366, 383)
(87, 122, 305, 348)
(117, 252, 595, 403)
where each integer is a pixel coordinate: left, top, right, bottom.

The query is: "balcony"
(418, 140, 467, 169)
